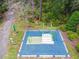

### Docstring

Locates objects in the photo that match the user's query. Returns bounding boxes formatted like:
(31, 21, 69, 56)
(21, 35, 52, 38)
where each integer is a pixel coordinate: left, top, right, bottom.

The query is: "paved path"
(0, 9, 14, 59)
(0, 1, 31, 59)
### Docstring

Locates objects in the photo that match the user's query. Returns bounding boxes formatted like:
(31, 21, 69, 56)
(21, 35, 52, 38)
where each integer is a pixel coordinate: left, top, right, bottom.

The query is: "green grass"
(14, 20, 27, 31)
(28, 21, 58, 30)
(66, 41, 79, 59)
(4, 20, 25, 59)
(4, 20, 58, 59)
(4, 31, 23, 59)
(4, 20, 79, 59)
(67, 31, 79, 41)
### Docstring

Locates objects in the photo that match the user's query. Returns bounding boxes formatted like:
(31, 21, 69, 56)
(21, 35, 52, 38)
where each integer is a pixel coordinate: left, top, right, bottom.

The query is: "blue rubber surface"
(19, 30, 68, 56)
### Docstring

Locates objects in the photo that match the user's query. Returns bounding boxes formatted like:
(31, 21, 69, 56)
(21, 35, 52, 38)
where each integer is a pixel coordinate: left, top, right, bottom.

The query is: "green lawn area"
(4, 20, 25, 59)
(4, 20, 58, 59)
(4, 31, 23, 59)
(4, 20, 79, 59)
(66, 41, 79, 59)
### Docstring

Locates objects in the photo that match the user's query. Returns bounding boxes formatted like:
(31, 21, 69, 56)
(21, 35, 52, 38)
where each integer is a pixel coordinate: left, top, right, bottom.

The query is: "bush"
(77, 27, 79, 35)
(77, 30, 79, 35)
(75, 43, 79, 52)
(66, 11, 79, 32)
(0, 15, 3, 23)
(28, 18, 34, 23)
(0, 3, 8, 14)
(58, 25, 66, 32)
(67, 31, 79, 41)
(77, 25, 79, 35)
(52, 19, 60, 26)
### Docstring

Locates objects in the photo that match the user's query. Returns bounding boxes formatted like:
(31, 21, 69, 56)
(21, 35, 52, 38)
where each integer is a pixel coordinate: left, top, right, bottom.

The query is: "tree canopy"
(0, 0, 7, 14)
(66, 11, 79, 32)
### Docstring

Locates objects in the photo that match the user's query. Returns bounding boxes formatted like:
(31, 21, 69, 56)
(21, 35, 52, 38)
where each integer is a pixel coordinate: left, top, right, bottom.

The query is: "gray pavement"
(0, 9, 14, 59)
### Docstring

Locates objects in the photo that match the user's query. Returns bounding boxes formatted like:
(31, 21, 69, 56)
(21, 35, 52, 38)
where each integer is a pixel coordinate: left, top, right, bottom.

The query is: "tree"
(0, 0, 8, 22)
(34, 0, 79, 26)
(64, 0, 79, 15)
(31, 0, 35, 16)
(0, 0, 8, 14)
(40, 0, 42, 19)
(66, 11, 79, 32)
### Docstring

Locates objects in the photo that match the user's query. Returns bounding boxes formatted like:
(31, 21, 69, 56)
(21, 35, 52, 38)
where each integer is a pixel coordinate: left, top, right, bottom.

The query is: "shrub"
(0, 3, 8, 14)
(66, 11, 79, 32)
(52, 19, 60, 26)
(28, 18, 34, 23)
(77, 30, 79, 35)
(75, 43, 79, 52)
(77, 24, 79, 35)
(0, 15, 3, 23)
(58, 25, 66, 32)
(67, 31, 79, 41)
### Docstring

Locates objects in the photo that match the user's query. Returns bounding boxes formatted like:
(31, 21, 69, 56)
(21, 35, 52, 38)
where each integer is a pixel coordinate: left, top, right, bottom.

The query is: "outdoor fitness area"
(18, 30, 70, 59)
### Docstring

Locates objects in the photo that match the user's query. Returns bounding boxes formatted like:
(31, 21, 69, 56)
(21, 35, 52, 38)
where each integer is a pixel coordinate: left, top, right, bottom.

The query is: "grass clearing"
(4, 31, 23, 59)
(66, 41, 79, 59)
(4, 20, 25, 59)
(4, 20, 79, 59)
